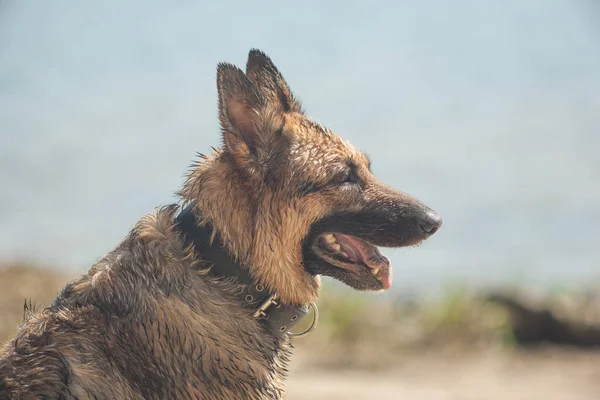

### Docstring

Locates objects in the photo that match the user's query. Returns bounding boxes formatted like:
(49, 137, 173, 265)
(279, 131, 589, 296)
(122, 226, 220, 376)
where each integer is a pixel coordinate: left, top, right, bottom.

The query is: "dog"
(0, 49, 442, 399)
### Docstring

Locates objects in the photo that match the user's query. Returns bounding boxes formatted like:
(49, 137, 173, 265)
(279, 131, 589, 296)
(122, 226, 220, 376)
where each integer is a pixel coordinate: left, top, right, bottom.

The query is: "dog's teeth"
(323, 234, 336, 244)
(331, 243, 341, 252)
(371, 268, 381, 276)
(340, 251, 348, 258)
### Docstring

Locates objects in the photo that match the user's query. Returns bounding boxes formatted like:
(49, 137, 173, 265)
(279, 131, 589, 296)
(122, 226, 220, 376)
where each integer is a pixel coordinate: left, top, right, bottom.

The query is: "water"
(1, 1, 599, 294)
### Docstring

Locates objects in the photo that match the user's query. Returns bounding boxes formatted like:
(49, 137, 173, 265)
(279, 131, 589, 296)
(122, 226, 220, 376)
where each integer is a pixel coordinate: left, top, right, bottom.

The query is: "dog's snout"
(419, 212, 443, 235)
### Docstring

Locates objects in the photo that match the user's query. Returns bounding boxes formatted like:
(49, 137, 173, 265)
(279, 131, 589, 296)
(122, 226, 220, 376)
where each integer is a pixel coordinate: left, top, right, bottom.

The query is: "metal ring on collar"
(288, 302, 319, 338)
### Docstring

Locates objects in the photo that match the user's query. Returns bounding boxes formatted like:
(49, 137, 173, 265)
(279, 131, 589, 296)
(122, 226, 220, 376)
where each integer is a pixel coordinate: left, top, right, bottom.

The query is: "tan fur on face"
(285, 113, 370, 185)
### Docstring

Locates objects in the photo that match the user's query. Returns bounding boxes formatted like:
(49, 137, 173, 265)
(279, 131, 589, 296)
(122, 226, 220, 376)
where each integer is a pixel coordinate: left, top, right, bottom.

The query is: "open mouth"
(311, 233, 392, 290)
(303, 207, 441, 292)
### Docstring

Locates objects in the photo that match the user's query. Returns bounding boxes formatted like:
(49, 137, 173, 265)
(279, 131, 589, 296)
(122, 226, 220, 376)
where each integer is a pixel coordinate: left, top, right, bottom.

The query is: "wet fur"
(0, 49, 440, 399)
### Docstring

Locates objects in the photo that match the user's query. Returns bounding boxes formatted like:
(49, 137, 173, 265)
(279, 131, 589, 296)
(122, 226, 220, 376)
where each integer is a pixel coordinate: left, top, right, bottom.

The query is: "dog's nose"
(420, 212, 443, 235)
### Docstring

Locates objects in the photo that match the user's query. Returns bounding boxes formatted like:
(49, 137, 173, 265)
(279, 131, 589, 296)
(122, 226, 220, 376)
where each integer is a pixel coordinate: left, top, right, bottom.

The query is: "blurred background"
(1, 1, 599, 399)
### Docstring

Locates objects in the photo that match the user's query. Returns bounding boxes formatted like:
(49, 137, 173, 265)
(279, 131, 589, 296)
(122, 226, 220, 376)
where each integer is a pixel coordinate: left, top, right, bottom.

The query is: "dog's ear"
(246, 49, 302, 114)
(217, 63, 285, 174)
(217, 62, 267, 155)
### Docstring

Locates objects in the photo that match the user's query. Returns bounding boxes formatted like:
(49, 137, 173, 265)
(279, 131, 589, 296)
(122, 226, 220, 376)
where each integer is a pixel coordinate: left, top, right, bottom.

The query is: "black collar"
(174, 204, 310, 338)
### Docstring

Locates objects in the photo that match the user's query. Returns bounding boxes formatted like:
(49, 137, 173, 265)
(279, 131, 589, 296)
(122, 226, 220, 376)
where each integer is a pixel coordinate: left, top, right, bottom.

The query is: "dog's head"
(180, 49, 441, 305)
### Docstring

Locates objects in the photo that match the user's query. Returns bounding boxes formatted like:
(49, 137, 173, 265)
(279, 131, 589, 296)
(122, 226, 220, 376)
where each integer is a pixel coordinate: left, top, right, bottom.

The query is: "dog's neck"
(178, 154, 321, 306)
(174, 204, 310, 338)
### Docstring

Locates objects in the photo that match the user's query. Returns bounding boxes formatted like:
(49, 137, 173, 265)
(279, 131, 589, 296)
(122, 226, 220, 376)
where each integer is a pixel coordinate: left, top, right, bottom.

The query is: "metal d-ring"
(288, 302, 319, 338)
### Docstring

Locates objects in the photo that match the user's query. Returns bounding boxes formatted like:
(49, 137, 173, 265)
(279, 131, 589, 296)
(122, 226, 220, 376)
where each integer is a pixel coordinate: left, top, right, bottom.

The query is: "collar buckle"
(252, 294, 279, 319)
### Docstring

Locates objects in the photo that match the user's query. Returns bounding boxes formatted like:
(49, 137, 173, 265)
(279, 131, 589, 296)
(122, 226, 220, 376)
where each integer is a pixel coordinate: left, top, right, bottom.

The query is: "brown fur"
(0, 49, 441, 399)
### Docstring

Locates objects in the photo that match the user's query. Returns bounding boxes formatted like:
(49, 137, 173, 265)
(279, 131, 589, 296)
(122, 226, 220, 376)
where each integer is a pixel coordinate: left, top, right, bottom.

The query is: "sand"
(287, 349, 600, 400)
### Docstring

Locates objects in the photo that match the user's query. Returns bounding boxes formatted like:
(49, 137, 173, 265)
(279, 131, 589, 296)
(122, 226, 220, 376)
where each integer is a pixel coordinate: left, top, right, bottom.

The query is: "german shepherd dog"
(0, 49, 442, 399)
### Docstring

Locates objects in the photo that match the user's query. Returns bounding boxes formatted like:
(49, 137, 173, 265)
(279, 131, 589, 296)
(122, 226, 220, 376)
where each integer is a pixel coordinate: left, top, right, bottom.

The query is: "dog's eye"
(332, 170, 357, 185)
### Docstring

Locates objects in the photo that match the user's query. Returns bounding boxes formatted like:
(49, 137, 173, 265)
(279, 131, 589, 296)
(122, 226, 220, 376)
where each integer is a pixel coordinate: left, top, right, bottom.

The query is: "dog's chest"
(127, 293, 291, 399)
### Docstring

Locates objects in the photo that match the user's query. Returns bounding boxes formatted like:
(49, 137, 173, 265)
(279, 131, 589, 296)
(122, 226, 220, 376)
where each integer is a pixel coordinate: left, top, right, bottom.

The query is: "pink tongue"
(329, 233, 393, 289)
(332, 234, 388, 268)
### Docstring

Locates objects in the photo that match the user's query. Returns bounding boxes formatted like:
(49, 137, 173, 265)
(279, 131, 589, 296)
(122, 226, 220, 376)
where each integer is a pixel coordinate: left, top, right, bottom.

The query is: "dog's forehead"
(284, 113, 367, 168)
